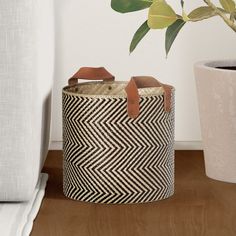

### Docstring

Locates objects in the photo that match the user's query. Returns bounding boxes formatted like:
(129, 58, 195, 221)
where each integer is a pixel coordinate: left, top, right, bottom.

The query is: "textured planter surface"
(195, 60, 236, 183)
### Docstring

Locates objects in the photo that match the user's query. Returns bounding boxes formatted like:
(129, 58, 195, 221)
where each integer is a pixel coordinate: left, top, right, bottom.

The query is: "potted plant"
(111, 0, 236, 183)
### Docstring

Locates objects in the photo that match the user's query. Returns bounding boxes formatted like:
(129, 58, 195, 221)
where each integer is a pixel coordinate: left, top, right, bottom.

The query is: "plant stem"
(204, 0, 236, 32)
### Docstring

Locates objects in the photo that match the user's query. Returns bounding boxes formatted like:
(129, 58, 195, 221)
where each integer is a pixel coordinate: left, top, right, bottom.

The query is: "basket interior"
(64, 81, 164, 97)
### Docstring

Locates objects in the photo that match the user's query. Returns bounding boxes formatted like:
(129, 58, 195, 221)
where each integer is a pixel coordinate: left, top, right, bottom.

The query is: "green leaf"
(148, 1, 178, 29)
(111, 0, 152, 13)
(230, 11, 236, 21)
(188, 6, 217, 21)
(219, 0, 235, 13)
(165, 19, 185, 56)
(130, 21, 150, 53)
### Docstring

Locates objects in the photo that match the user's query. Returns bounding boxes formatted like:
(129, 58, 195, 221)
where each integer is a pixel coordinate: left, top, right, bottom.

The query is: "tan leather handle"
(125, 76, 173, 118)
(68, 67, 115, 86)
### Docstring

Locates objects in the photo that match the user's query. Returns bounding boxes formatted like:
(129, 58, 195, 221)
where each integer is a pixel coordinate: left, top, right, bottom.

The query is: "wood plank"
(31, 151, 236, 236)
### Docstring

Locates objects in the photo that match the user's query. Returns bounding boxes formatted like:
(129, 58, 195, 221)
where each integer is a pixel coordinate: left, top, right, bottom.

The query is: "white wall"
(51, 0, 236, 146)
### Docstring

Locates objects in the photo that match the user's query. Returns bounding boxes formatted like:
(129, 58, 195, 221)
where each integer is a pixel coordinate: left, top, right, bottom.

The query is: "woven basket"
(62, 67, 175, 204)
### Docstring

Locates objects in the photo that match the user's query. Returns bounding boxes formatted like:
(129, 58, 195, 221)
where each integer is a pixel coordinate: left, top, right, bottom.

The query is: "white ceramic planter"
(194, 60, 236, 183)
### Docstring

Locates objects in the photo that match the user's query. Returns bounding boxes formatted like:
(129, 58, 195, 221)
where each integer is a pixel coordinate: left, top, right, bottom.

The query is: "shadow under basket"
(62, 67, 175, 204)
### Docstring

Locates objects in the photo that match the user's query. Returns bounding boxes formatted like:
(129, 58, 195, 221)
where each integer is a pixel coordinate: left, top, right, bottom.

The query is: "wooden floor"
(31, 151, 236, 236)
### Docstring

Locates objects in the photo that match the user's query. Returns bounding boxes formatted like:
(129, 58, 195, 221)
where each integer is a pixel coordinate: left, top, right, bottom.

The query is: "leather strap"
(68, 67, 115, 86)
(125, 76, 173, 118)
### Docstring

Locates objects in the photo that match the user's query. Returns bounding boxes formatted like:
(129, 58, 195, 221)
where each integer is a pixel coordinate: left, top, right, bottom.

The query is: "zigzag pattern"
(62, 91, 175, 204)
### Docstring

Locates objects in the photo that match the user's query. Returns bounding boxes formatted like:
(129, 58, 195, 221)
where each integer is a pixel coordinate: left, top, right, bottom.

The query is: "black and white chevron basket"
(62, 67, 175, 204)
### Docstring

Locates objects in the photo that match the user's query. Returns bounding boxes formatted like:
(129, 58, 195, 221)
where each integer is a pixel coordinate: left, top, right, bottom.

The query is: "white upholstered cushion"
(0, 0, 54, 201)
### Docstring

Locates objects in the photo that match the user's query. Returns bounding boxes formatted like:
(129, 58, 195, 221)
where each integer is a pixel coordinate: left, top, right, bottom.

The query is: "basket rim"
(62, 81, 175, 98)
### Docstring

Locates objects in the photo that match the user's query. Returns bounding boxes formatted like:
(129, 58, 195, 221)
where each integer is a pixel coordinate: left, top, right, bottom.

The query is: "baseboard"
(174, 141, 202, 150)
(49, 141, 203, 151)
(49, 141, 63, 150)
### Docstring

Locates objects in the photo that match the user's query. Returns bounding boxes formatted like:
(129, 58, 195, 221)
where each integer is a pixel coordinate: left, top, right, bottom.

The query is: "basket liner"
(63, 81, 165, 97)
